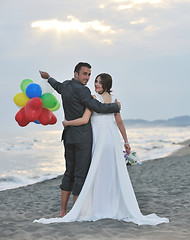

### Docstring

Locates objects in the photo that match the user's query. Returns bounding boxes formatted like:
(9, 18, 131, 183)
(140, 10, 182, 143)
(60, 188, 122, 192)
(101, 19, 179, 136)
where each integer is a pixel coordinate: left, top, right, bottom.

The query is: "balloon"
(48, 100, 60, 112)
(25, 83, 42, 99)
(39, 80, 54, 94)
(13, 92, 30, 107)
(14, 78, 59, 127)
(38, 108, 57, 125)
(49, 112, 57, 125)
(18, 121, 30, 127)
(40, 93, 58, 108)
(34, 120, 40, 124)
(25, 97, 43, 122)
(20, 79, 34, 93)
(15, 107, 30, 127)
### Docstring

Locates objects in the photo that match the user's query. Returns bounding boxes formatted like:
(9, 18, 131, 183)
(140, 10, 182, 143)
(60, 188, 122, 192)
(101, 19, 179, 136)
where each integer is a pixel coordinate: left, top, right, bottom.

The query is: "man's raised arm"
(39, 71, 62, 94)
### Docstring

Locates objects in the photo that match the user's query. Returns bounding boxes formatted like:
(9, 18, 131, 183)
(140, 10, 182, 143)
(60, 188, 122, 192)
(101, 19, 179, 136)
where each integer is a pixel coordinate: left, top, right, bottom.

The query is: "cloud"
(115, 0, 161, 3)
(118, 4, 133, 10)
(31, 15, 119, 46)
(99, 4, 106, 9)
(101, 39, 113, 45)
(144, 25, 160, 31)
(112, 0, 189, 11)
(114, 0, 162, 9)
(28, 0, 190, 53)
(31, 16, 115, 34)
(130, 18, 147, 24)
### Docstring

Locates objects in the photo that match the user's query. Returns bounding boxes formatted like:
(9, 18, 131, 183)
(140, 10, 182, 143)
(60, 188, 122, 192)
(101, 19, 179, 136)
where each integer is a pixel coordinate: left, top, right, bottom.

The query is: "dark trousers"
(60, 142, 92, 196)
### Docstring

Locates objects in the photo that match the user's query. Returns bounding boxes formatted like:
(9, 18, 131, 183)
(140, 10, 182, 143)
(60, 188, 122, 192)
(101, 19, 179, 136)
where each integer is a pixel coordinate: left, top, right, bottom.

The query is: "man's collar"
(72, 78, 83, 85)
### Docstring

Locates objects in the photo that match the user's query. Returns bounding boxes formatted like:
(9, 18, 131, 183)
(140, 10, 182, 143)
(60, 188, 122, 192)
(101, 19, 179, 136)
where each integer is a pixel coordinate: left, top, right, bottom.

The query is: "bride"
(34, 73, 169, 225)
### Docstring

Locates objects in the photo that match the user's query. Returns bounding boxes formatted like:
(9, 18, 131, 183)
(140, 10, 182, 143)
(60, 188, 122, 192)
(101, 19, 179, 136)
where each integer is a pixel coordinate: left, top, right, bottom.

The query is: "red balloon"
(25, 97, 43, 122)
(38, 108, 57, 125)
(49, 112, 57, 125)
(15, 107, 30, 127)
(18, 121, 30, 127)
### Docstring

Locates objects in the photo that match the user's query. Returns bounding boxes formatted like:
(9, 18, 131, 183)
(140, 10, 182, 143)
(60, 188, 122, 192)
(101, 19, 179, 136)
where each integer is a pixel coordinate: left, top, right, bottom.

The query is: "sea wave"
(0, 174, 59, 192)
(0, 127, 189, 191)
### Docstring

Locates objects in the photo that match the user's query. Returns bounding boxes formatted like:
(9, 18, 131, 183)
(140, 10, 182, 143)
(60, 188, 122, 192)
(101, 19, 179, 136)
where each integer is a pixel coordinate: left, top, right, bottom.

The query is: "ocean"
(0, 126, 190, 191)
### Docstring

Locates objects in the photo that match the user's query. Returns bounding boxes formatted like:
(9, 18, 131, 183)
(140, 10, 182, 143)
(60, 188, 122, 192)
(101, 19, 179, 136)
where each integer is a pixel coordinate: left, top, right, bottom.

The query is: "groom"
(39, 62, 120, 216)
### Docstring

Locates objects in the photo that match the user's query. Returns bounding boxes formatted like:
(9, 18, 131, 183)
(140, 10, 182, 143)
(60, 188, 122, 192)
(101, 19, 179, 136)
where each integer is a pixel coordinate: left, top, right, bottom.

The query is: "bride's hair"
(95, 73, 112, 94)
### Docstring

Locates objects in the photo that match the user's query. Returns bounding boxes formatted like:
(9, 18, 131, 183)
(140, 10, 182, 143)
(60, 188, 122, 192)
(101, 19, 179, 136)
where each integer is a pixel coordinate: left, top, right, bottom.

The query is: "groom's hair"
(95, 73, 112, 94)
(74, 62, 91, 74)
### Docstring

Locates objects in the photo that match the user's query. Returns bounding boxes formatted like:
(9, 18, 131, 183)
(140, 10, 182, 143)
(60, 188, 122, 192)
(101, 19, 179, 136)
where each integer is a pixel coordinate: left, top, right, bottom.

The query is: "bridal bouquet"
(123, 151, 141, 166)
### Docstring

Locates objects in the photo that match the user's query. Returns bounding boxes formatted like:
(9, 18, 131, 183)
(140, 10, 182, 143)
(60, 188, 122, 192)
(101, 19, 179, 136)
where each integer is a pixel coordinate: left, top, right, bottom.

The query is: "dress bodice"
(91, 93, 115, 126)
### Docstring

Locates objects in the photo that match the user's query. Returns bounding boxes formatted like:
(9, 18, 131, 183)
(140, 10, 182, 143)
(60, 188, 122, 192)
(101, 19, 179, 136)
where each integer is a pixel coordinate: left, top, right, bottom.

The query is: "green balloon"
(48, 101, 60, 112)
(20, 79, 34, 93)
(41, 93, 58, 108)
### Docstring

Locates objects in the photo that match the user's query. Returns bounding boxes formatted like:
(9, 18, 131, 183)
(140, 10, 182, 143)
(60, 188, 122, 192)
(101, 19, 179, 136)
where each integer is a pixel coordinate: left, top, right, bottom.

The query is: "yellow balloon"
(13, 92, 30, 107)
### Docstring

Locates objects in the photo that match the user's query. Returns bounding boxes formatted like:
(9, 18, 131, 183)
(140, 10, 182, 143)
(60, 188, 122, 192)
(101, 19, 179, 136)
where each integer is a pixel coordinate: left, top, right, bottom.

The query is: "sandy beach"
(0, 140, 190, 240)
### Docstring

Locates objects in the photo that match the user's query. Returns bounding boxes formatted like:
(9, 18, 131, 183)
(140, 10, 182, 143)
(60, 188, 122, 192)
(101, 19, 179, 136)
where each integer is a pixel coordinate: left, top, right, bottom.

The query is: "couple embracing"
(35, 62, 169, 225)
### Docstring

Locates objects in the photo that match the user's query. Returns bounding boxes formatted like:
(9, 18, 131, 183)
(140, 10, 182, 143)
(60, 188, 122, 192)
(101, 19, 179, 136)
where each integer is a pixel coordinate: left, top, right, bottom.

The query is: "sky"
(1, 0, 190, 133)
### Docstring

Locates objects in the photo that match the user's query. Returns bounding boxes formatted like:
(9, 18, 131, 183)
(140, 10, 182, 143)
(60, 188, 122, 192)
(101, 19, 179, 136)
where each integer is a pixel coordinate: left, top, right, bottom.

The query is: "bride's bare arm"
(114, 112, 131, 154)
(62, 108, 92, 127)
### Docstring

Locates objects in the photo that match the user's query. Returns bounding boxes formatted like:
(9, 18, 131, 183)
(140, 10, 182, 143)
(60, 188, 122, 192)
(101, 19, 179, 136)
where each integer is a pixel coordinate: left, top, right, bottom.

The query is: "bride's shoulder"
(110, 93, 116, 102)
(92, 92, 100, 99)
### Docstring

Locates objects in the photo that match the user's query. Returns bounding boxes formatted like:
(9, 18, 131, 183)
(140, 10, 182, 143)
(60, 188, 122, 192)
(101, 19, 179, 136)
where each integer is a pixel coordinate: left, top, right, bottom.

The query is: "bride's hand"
(115, 99, 121, 110)
(124, 143, 131, 155)
(62, 119, 68, 127)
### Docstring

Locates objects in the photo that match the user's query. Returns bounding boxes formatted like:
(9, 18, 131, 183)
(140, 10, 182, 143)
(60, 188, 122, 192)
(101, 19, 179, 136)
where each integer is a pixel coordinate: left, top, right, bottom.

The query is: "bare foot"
(60, 209, 67, 217)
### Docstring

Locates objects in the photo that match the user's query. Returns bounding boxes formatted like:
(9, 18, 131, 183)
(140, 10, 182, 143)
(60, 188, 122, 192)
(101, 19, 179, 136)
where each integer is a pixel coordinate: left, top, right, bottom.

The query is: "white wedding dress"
(34, 94, 169, 225)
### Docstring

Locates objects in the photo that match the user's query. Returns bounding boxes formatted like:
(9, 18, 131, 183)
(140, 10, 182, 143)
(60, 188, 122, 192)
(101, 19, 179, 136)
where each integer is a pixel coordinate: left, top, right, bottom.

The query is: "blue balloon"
(34, 120, 40, 124)
(25, 83, 42, 98)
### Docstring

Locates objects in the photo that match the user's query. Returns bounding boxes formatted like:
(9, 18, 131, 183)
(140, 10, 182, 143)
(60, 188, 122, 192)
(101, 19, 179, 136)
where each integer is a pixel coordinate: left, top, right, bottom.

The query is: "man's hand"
(39, 70, 50, 79)
(115, 99, 121, 110)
